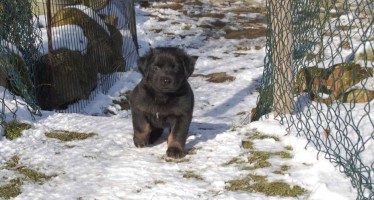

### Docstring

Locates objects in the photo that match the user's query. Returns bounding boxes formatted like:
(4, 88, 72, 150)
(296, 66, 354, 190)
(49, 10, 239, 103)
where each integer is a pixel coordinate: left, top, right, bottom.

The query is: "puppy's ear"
(184, 55, 198, 77)
(137, 49, 153, 77)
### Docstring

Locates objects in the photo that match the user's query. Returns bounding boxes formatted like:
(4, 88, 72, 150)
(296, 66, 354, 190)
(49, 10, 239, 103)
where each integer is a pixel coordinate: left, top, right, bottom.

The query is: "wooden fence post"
(270, 0, 294, 115)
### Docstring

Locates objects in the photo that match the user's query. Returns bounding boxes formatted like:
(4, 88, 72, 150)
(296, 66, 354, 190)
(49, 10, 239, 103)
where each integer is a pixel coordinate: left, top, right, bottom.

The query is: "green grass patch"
(45, 130, 97, 142)
(247, 132, 280, 142)
(2, 155, 55, 199)
(208, 56, 222, 60)
(242, 140, 253, 149)
(250, 181, 306, 197)
(17, 168, 53, 183)
(112, 99, 130, 111)
(0, 178, 22, 199)
(248, 151, 271, 163)
(280, 165, 290, 171)
(226, 173, 306, 197)
(5, 155, 19, 169)
(247, 151, 272, 170)
(183, 24, 192, 30)
(274, 165, 290, 175)
(5, 156, 53, 183)
(274, 151, 293, 159)
(222, 156, 245, 166)
(154, 180, 166, 185)
(181, 170, 203, 181)
(284, 146, 293, 151)
(187, 146, 202, 155)
(4, 121, 32, 140)
(112, 91, 132, 111)
(302, 163, 313, 166)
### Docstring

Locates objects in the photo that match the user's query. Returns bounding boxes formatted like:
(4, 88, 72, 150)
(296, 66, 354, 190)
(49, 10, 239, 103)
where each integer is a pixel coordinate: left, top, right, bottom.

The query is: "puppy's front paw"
(166, 147, 184, 158)
(134, 137, 148, 148)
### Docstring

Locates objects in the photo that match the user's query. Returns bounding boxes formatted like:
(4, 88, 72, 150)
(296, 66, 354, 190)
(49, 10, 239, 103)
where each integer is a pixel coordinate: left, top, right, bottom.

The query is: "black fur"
(130, 47, 197, 158)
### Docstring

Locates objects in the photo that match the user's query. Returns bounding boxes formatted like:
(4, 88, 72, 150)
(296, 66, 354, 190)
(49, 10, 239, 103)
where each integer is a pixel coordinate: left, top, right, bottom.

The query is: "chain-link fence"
(253, 0, 373, 199)
(0, 0, 138, 118)
(0, 0, 41, 123)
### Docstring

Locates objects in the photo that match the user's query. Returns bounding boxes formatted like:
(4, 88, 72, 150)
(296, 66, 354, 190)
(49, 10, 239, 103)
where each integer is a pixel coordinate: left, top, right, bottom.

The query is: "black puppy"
(130, 47, 197, 158)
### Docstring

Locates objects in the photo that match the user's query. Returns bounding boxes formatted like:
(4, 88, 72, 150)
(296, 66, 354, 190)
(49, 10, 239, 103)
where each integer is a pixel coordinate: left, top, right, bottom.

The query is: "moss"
(226, 173, 306, 197)
(182, 170, 203, 180)
(45, 130, 97, 142)
(4, 121, 32, 140)
(0, 178, 22, 199)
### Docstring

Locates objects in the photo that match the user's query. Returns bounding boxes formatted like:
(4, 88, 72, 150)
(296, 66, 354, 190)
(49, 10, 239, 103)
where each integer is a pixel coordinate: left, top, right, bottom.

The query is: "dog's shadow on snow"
(185, 121, 230, 149)
(149, 121, 229, 149)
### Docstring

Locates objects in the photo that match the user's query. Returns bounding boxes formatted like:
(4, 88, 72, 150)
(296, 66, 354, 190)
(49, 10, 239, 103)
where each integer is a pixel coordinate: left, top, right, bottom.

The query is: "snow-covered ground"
(0, 1, 368, 199)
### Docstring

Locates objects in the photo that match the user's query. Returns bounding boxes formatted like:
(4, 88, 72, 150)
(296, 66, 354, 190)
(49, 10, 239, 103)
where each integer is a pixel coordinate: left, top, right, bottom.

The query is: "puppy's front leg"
(132, 111, 151, 148)
(167, 117, 191, 158)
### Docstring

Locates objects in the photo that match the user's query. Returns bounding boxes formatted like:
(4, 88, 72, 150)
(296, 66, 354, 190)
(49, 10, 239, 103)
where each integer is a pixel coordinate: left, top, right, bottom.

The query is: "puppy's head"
(137, 47, 197, 93)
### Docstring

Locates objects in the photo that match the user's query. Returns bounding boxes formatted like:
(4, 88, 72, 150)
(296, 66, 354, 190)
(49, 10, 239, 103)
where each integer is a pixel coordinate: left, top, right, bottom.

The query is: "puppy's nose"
(161, 77, 172, 85)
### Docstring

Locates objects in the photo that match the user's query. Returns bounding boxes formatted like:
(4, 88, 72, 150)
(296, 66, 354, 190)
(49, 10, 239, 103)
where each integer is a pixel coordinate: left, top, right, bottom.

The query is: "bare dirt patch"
(225, 28, 266, 39)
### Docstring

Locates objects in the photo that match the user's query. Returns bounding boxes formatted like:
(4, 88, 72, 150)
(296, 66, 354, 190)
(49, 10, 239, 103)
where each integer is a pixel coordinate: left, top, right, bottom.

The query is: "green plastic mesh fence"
(253, 0, 373, 199)
(0, 0, 41, 122)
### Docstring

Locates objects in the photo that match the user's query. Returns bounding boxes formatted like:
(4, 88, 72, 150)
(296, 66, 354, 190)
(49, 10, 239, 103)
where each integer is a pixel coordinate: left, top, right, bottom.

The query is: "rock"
(34, 48, 97, 110)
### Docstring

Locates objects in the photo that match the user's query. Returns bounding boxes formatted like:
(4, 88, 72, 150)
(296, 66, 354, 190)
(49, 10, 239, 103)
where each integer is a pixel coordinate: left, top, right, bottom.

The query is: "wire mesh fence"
(253, 0, 374, 199)
(0, 0, 41, 123)
(0, 0, 138, 118)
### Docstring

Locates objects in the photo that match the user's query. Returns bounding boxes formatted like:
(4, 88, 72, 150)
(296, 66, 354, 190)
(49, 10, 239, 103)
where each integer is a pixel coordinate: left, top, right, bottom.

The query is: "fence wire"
(253, 0, 374, 199)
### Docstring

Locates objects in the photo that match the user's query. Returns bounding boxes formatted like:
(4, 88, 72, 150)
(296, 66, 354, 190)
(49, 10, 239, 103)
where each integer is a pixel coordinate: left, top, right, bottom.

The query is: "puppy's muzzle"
(161, 76, 172, 86)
